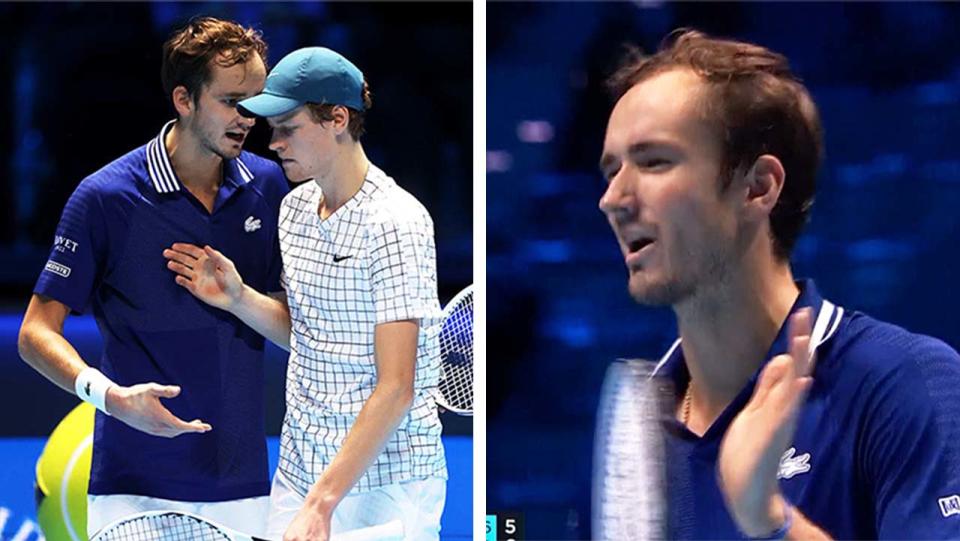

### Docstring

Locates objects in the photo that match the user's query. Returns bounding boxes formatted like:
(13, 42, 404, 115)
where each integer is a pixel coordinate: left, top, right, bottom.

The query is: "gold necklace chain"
(682, 381, 693, 426)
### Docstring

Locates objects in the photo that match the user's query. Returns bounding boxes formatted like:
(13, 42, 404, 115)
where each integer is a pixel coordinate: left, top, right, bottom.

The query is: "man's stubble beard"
(189, 104, 239, 161)
(627, 239, 733, 308)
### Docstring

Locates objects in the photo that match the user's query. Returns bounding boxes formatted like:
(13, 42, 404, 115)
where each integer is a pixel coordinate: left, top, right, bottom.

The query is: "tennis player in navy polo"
(598, 30, 960, 539)
(18, 18, 287, 536)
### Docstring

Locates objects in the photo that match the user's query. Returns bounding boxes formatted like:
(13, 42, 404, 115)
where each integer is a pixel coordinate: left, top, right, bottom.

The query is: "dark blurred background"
(0, 3, 471, 538)
(487, 2, 960, 539)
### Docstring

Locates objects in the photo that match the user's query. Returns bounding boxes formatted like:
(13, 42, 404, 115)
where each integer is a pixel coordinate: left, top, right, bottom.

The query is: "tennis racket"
(592, 359, 671, 540)
(90, 510, 404, 541)
(435, 284, 473, 416)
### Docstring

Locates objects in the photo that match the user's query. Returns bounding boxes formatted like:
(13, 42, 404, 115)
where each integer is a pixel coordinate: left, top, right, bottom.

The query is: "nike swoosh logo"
(84, 381, 91, 397)
(333, 255, 353, 263)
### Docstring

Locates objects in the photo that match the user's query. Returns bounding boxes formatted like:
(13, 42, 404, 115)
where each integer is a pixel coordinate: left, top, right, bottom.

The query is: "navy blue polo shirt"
(655, 280, 960, 539)
(34, 121, 288, 501)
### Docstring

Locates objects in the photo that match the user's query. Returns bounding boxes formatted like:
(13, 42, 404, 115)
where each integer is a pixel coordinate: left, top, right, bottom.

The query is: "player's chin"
(218, 144, 243, 160)
(281, 164, 310, 183)
(627, 271, 676, 306)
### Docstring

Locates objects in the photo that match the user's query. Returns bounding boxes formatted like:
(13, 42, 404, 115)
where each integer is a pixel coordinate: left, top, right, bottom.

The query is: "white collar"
(146, 120, 254, 193)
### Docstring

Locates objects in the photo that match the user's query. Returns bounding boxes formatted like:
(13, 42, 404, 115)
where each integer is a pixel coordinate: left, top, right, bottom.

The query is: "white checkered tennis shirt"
(277, 163, 447, 496)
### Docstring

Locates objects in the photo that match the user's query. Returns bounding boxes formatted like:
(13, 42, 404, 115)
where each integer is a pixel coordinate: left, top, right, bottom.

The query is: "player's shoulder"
(825, 310, 960, 388)
(238, 151, 287, 197)
(279, 180, 316, 213)
(822, 310, 960, 459)
(238, 150, 283, 179)
(364, 165, 433, 229)
(71, 145, 150, 207)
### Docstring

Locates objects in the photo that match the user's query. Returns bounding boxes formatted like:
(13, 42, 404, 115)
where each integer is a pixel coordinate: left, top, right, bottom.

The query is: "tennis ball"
(35, 402, 94, 541)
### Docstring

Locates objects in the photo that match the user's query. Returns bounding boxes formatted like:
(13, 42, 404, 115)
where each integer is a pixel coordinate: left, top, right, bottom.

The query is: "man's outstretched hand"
(105, 383, 211, 438)
(718, 308, 814, 537)
(164, 243, 245, 311)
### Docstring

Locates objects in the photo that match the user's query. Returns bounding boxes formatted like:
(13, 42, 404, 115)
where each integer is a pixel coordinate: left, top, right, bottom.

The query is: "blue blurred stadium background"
(487, 2, 960, 539)
(0, 3, 471, 540)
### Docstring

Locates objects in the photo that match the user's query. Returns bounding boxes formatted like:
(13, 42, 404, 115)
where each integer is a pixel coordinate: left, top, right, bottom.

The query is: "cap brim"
(237, 93, 303, 118)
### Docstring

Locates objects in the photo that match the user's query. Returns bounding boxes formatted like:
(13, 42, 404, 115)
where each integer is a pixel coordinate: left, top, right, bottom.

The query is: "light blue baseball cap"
(238, 47, 364, 118)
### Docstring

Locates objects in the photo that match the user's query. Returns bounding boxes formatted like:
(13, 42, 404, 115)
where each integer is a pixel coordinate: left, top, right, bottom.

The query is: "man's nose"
(238, 114, 256, 129)
(599, 170, 636, 218)
(269, 132, 283, 152)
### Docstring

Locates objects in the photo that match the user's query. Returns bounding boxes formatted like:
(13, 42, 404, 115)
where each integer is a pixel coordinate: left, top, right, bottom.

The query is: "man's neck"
(674, 255, 799, 430)
(166, 121, 222, 193)
(315, 143, 369, 219)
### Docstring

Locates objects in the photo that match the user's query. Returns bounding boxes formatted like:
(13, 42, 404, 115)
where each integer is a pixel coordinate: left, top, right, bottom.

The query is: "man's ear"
(331, 105, 350, 136)
(171, 86, 195, 118)
(742, 154, 786, 220)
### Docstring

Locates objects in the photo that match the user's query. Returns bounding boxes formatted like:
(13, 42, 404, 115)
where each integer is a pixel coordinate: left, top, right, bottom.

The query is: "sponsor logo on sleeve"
(53, 235, 79, 253)
(44, 261, 72, 278)
(939, 495, 960, 518)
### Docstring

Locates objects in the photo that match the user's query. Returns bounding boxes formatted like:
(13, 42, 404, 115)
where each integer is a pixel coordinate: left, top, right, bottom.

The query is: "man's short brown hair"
(161, 16, 268, 104)
(305, 81, 373, 141)
(608, 29, 823, 261)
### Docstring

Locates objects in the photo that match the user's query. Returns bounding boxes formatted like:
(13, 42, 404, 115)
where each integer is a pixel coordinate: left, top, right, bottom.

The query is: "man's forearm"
(756, 494, 832, 541)
(18, 321, 87, 393)
(18, 296, 90, 394)
(786, 506, 832, 541)
(304, 382, 415, 512)
(231, 286, 292, 351)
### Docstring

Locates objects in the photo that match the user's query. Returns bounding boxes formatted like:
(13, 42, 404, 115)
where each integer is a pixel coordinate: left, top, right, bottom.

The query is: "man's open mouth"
(628, 237, 655, 253)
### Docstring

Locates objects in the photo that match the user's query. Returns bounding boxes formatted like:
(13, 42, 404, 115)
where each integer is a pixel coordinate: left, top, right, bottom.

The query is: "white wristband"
(75, 367, 116, 415)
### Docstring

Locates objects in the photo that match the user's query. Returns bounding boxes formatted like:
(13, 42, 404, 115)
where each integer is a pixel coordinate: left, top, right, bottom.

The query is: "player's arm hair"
(305, 319, 418, 511)
(231, 288, 292, 351)
(17, 294, 90, 394)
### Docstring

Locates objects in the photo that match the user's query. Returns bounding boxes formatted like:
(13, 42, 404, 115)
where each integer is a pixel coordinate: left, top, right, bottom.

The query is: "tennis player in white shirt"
(163, 47, 447, 541)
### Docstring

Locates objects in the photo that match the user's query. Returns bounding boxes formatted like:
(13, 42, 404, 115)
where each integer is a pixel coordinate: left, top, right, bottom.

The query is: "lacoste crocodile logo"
(777, 447, 811, 480)
(244, 216, 262, 233)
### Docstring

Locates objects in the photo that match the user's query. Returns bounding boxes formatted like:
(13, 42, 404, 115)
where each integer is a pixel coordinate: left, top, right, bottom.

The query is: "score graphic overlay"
(486, 512, 525, 541)
(485, 515, 496, 541)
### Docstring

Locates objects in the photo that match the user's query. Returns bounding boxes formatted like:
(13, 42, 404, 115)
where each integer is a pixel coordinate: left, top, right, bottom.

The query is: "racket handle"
(332, 520, 405, 541)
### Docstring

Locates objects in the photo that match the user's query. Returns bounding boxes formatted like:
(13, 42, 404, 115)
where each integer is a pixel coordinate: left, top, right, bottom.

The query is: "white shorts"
(87, 493, 270, 538)
(265, 470, 446, 540)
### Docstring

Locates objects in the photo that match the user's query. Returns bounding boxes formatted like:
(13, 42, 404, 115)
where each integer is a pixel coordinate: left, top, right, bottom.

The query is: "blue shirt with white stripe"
(34, 121, 288, 501)
(656, 280, 960, 539)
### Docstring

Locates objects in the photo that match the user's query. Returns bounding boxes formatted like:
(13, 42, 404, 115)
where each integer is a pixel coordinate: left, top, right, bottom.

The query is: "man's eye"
(603, 167, 619, 183)
(224, 99, 238, 107)
(643, 158, 670, 169)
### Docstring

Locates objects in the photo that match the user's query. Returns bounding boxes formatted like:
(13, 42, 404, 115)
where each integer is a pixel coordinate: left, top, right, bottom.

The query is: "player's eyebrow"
(267, 110, 300, 128)
(598, 153, 617, 173)
(627, 141, 670, 155)
(599, 142, 667, 172)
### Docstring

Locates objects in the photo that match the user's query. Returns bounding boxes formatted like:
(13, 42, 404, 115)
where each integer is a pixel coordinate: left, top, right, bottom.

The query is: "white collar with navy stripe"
(652, 286, 845, 378)
(146, 120, 255, 194)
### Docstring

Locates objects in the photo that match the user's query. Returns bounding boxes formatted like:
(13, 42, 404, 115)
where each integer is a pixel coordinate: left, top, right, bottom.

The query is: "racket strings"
(593, 361, 668, 540)
(438, 290, 473, 413)
(92, 513, 232, 541)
